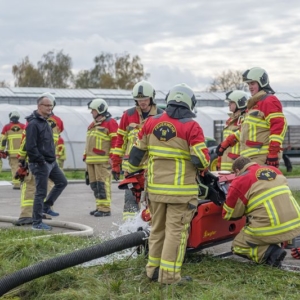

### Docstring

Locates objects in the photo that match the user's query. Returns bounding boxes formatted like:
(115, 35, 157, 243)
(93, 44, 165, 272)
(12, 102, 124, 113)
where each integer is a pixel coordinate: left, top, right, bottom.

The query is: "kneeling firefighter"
(127, 83, 210, 284)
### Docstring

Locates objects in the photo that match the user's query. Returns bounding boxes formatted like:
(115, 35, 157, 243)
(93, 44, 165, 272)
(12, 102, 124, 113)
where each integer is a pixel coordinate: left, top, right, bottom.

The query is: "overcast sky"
(0, 0, 299, 93)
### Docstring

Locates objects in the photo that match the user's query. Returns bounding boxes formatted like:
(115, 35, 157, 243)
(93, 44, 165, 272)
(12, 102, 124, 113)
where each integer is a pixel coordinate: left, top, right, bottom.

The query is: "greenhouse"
(1, 103, 300, 170)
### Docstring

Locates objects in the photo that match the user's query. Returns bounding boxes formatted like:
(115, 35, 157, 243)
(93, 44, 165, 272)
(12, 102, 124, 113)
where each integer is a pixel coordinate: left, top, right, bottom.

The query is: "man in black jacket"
(26, 93, 68, 230)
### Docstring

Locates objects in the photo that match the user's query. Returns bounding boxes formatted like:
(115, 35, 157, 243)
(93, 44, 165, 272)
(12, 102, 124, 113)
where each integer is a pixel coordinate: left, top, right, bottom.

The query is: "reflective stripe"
(264, 199, 280, 226)
(147, 183, 198, 195)
(240, 146, 268, 157)
(174, 159, 185, 185)
(233, 246, 259, 263)
(222, 203, 234, 220)
(86, 156, 109, 163)
(244, 218, 300, 236)
(148, 256, 161, 267)
(148, 146, 190, 159)
(117, 128, 127, 136)
(246, 185, 290, 212)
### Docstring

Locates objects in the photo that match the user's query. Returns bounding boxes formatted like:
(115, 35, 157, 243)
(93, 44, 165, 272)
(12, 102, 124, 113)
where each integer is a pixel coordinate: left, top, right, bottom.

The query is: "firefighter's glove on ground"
(216, 134, 237, 156)
(15, 161, 29, 182)
(291, 247, 300, 259)
(0, 150, 8, 159)
(111, 155, 122, 181)
(266, 142, 281, 168)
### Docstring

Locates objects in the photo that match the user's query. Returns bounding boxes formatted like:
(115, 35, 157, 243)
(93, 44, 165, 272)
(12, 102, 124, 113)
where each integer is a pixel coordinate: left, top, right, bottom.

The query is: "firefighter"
(0, 111, 25, 189)
(13, 93, 64, 226)
(128, 83, 210, 284)
(56, 135, 66, 170)
(222, 156, 300, 267)
(216, 67, 287, 168)
(84, 99, 118, 217)
(217, 90, 249, 171)
(111, 80, 164, 220)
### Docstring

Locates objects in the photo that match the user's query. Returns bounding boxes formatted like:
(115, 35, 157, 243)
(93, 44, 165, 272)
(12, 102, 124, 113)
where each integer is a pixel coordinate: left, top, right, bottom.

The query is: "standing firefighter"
(111, 80, 164, 220)
(84, 99, 118, 217)
(217, 90, 249, 171)
(128, 83, 210, 284)
(0, 111, 25, 189)
(222, 156, 300, 267)
(216, 67, 287, 168)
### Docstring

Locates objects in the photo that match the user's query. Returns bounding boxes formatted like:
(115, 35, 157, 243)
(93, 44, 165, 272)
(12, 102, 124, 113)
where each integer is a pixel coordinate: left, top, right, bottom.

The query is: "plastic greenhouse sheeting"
(1, 104, 299, 170)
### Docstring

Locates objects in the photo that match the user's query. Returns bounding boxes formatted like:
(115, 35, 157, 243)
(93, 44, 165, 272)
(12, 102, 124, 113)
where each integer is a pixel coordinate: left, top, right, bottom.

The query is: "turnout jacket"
(234, 91, 287, 160)
(0, 121, 25, 157)
(25, 111, 56, 164)
(112, 105, 164, 170)
(56, 136, 66, 161)
(221, 111, 244, 170)
(84, 113, 118, 164)
(223, 162, 300, 241)
(128, 112, 210, 202)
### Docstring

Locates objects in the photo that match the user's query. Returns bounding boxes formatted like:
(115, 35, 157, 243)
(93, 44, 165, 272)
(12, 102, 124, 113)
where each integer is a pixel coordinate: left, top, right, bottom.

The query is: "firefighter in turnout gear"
(222, 156, 300, 267)
(216, 90, 249, 171)
(85, 98, 118, 217)
(128, 83, 210, 284)
(0, 111, 25, 189)
(216, 67, 287, 167)
(111, 80, 164, 220)
(13, 93, 64, 226)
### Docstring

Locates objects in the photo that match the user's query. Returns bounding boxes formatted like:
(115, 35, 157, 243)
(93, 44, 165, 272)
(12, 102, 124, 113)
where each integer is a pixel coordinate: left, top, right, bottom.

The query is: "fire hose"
(0, 229, 150, 297)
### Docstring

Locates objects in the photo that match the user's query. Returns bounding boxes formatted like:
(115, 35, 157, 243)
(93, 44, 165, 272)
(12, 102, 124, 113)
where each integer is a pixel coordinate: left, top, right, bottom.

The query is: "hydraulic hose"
(0, 229, 150, 297)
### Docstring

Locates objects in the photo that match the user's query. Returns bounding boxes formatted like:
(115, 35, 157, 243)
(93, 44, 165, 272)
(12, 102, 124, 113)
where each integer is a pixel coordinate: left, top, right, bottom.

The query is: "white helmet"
(225, 90, 249, 110)
(132, 80, 156, 104)
(88, 98, 108, 115)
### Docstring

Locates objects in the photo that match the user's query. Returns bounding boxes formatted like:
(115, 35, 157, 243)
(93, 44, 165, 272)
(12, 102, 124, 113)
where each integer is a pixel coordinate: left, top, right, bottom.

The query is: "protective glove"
(82, 154, 86, 162)
(14, 161, 29, 182)
(216, 134, 237, 156)
(265, 142, 281, 168)
(111, 155, 122, 181)
(291, 247, 300, 259)
(0, 150, 8, 159)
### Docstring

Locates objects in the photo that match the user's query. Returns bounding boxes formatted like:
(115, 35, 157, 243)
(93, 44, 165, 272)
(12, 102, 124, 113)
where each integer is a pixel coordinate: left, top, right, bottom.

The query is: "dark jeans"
(29, 161, 68, 225)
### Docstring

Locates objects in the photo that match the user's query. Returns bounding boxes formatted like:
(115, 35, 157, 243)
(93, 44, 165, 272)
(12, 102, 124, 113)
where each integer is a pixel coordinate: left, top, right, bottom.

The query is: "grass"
(1, 192, 300, 299)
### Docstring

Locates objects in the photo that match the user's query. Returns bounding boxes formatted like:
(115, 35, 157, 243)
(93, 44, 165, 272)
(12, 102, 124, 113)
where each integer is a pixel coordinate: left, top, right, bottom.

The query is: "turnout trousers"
(146, 196, 197, 284)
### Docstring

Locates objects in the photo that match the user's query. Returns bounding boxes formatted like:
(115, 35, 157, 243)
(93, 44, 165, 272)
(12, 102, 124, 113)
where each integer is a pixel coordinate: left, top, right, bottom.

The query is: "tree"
(74, 52, 149, 89)
(37, 50, 73, 88)
(208, 70, 248, 92)
(12, 56, 44, 87)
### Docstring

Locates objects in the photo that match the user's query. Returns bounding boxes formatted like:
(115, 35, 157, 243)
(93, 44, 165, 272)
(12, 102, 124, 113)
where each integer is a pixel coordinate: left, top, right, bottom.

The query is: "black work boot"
(149, 267, 159, 282)
(94, 211, 111, 217)
(264, 245, 287, 268)
(90, 209, 97, 216)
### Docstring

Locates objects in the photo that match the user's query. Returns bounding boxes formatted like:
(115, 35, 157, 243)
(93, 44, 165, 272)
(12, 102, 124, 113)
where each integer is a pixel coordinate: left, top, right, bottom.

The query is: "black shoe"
(266, 245, 287, 267)
(13, 217, 33, 226)
(90, 209, 97, 216)
(94, 211, 111, 217)
(149, 267, 159, 282)
(175, 276, 193, 285)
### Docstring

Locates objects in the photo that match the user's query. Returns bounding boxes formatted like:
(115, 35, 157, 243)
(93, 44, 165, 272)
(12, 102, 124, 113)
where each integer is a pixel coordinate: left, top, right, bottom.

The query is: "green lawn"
(0, 193, 300, 299)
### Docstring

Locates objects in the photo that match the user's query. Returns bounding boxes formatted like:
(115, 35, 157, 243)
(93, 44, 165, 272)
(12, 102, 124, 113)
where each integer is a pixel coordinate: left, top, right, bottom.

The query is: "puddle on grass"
(81, 211, 150, 267)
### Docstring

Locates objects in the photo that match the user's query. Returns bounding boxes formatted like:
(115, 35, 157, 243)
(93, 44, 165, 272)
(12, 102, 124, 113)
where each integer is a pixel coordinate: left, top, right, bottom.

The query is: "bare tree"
(208, 70, 248, 92)
(12, 56, 44, 87)
(37, 50, 73, 88)
(74, 52, 149, 89)
(0, 80, 9, 87)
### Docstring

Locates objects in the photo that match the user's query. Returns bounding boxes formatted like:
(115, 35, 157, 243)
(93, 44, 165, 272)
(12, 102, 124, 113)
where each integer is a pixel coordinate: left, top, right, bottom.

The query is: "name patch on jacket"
(153, 122, 176, 141)
(256, 168, 277, 181)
